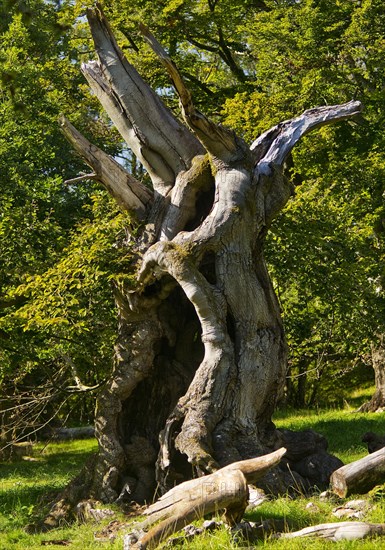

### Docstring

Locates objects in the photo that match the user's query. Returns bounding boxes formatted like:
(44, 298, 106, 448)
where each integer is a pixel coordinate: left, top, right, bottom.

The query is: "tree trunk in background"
(54, 6, 361, 508)
(359, 335, 385, 413)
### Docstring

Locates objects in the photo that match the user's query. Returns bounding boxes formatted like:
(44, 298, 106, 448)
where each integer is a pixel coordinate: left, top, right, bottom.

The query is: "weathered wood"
(137, 469, 247, 550)
(330, 447, 385, 498)
(54, 5, 365, 520)
(282, 521, 385, 541)
(130, 448, 286, 549)
(84, 6, 203, 195)
(60, 117, 152, 220)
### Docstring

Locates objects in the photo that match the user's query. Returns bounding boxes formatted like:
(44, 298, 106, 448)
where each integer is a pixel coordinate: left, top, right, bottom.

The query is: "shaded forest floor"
(2, 389, 385, 549)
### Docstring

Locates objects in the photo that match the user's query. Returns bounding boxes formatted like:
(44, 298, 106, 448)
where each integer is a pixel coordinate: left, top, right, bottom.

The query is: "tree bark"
(330, 447, 385, 498)
(55, 4, 362, 512)
(358, 335, 385, 412)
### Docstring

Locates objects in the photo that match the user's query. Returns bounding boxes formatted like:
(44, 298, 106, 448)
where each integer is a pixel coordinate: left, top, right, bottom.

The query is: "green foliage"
(0, 193, 135, 434)
(0, 1, 126, 430)
(2, 0, 385, 430)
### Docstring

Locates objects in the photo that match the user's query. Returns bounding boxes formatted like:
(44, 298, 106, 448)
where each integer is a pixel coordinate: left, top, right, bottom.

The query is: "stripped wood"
(330, 447, 385, 498)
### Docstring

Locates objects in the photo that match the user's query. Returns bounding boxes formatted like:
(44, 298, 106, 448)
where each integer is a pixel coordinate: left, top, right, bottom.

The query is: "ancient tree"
(59, 6, 361, 505)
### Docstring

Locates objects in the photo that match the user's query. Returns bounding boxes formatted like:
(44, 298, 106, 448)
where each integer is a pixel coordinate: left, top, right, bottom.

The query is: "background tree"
(0, 0, 125, 449)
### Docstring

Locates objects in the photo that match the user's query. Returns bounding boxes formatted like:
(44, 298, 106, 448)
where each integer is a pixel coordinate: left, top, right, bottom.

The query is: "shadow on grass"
(274, 408, 385, 459)
(1, 446, 96, 481)
(0, 442, 97, 523)
(245, 500, 318, 534)
(0, 482, 63, 517)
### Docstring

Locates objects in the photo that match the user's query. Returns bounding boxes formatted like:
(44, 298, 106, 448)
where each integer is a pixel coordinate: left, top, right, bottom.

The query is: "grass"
(0, 439, 125, 549)
(2, 403, 385, 549)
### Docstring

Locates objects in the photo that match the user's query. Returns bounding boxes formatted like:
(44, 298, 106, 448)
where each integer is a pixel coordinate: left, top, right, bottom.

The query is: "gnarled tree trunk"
(56, 6, 361, 509)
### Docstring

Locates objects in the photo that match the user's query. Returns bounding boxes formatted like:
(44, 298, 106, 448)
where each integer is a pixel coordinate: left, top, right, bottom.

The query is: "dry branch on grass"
(281, 521, 385, 541)
(126, 448, 286, 549)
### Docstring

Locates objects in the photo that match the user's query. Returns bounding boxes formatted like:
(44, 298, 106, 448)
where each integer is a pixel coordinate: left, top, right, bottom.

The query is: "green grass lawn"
(2, 404, 385, 549)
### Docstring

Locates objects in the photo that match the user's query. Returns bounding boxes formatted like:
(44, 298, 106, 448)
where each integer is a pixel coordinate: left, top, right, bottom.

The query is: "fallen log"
(281, 521, 385, 541)
(127, 447, 286, 550)
(330, 447, 385, 498)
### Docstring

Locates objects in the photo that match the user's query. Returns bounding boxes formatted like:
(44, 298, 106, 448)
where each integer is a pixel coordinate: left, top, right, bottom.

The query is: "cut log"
(330, 447, 385, 498)
(282, 521, 385, 541)
(128, 447, 286, 549)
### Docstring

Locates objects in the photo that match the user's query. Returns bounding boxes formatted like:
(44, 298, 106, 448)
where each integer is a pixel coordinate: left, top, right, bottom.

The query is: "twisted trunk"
(54, 5, 362, 511)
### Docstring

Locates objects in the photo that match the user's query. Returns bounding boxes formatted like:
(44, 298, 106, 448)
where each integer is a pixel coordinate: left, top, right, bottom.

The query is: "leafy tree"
(0, 0, 125, 446)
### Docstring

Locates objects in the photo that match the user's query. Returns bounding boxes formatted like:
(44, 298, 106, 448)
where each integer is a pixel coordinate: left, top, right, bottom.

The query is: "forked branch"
(84, 5, 203, 194)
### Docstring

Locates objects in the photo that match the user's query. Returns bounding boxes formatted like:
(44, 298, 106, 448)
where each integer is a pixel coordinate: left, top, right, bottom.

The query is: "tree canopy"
(1, 0, 384, 446)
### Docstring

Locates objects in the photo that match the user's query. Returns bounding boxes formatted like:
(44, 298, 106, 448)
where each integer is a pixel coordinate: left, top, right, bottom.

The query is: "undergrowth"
(1, 404, 385, 549)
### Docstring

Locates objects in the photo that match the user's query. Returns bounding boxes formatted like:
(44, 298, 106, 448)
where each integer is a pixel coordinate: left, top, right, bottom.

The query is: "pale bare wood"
(330, 447, 385, 498)
(282, 521, 385, 541)
(84, 6, 203, 195)
(251, 101, 362, 169)
(130, 448, 286, 549)
(251, 100, 363, 225)
(139, 23, 245, 163)
(60, 117, 152, 220)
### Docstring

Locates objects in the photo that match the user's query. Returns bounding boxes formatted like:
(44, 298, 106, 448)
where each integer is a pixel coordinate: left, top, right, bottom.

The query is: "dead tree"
(55, 5, 361, 512)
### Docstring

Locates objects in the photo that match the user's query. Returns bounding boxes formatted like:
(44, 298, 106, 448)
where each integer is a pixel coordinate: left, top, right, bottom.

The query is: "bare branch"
(282, 521, 385, 542)
(61, 354, 104, 393)
(60, 116, 152, 220)
(84, 5, 203, 195)
(140, 24, 246, 162)
(251, 100, 363, 225)
(251, 100, 363, 173)
(64, 173, 98, 185)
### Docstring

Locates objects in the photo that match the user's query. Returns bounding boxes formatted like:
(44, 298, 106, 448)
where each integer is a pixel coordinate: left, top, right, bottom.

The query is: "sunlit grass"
(273, 404, 384, 463)
(2, 407, 385, 549)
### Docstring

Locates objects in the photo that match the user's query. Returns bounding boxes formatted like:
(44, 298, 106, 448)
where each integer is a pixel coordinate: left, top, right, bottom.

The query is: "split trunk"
(56, 6, 362, 509)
